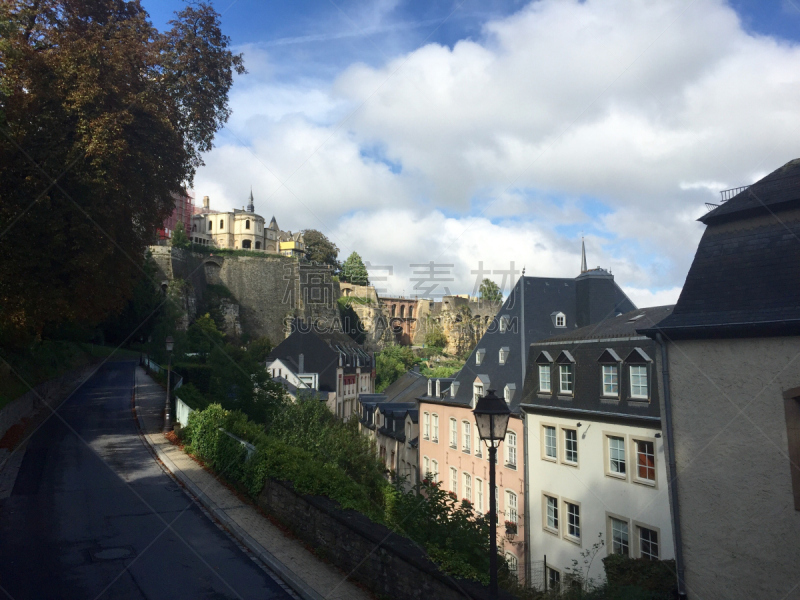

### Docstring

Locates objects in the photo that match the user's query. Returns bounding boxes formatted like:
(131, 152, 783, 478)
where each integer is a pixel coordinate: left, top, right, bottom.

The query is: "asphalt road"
(0, 360, 293, 600)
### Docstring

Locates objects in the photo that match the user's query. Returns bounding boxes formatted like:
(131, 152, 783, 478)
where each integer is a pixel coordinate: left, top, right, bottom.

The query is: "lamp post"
(473, 389, 511, 599)
(164, 336, 174, 433)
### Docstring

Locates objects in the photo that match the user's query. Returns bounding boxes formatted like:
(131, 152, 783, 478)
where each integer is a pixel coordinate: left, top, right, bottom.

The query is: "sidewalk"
(133, 366, 373, 600)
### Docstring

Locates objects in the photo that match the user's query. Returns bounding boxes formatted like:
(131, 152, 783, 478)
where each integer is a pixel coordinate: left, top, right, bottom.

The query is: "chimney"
(298, 353, 305, 373)
(203, 195, 210, 210)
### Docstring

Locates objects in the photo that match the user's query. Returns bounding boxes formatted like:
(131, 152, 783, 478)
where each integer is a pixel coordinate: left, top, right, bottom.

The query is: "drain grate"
(90, 546, 135, 561)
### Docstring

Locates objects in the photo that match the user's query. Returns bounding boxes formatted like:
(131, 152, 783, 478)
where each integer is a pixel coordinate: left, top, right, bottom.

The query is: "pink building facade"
(418, 389, 526, 582)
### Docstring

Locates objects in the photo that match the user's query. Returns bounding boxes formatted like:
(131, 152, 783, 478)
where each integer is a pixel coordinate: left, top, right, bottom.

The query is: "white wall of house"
(524, 411, 674, 584)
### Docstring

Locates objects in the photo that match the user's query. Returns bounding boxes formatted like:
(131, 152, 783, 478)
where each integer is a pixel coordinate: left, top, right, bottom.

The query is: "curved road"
(0, 360, 293, 600)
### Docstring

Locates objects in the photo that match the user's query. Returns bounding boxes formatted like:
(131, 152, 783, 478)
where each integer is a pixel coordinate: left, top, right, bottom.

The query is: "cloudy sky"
(143, 0, 800, 306)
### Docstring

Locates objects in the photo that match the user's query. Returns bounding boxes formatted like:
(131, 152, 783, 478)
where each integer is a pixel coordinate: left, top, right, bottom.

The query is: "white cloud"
(623, 286, 683, 309)
(194, 0, 800, 299)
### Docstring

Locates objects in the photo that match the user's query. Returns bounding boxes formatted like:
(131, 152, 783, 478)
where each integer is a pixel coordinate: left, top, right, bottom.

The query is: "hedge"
(173, 362, 212, 393)
(183, 404, 382, 519)
(602, 554, 678, 599)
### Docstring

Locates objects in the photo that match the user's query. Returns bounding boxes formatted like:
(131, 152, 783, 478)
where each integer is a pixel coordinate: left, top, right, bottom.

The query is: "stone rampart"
(258, 479, 512, 600)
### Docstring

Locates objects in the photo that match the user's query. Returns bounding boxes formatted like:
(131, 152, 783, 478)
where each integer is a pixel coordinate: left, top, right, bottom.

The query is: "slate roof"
(701, 159, 800, 225)
(541, 306, 674, 343)
(267, 321, 371, 392)
(642, 160, 800, 339)
(422, 272, 636, 414)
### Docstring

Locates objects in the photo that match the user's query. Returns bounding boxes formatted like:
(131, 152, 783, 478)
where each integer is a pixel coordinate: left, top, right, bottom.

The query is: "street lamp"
(473, 389, 511, 599)
(164, 336, 174, 433)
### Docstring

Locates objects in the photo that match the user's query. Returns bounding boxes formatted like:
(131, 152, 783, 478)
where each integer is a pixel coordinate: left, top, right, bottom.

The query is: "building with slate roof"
(638, 159, 800, 600)
(417, 252, 636, 584)
(358, 369, 427, 490)
(520, 306, 675, 587)
(266, 319, 375, 419)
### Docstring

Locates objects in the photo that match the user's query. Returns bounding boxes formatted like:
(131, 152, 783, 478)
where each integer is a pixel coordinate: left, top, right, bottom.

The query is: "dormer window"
(428, 379, 433, 397)
(625, 348, 653, 401)
(552, 312, 567, 327)
(451, 381, 460, 397)
(504, 384, 516, 404)
(475, 348, 486, 366)
(598, 349, 623, 398)
(499, 316, 508, 333)
(499, 347, 510, 365)
(556, 350, 576, 395)
(535, 351, 553, 393)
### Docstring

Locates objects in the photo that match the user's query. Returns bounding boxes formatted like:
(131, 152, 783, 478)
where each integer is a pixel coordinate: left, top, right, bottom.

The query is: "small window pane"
(539, 365, 551, 392)
(506, 491, 518, 523)
(450, 467, 458, 493)
(609, 436, 626, 474)
(506, 431, 517, 466)
(544, 426, 557, 459)
(636, 440, 656, 482)
(639, 526, 659, 560)
(546, 496, 559, 530)
(630, 365, 648, 398)
(603, 365, 619, 395)
(464, 473, 472, 502)
(559, 365, 573, 393)
(611, 517, 629, 555)
(566, 502, 580, 539)
(564, 429, 578, 464)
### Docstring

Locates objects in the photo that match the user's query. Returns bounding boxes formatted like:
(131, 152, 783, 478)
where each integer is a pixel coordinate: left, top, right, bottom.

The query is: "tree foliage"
(340, 251, 370, 285)
(424, 326, 448, 349)
(171, 221, 190, 249)
(302, 229, 339, 268)
(479, 278, 503, 304)
(375, 344, 417, 392)
(0, 0, 244, 346)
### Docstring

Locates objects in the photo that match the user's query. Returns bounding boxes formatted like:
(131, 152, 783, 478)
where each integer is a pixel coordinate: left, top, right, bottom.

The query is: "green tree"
(0, 0, 245, 346)
(186, 313, 224, 358)
(424, 326, 448, 349)
(246, 336, 272, 362)
(302, 229, 340, 268)
(171, 221, 190, 249)
(375, 344, 417, 392)
(479, 278, 503, 304)
(340, 252, 370, 285)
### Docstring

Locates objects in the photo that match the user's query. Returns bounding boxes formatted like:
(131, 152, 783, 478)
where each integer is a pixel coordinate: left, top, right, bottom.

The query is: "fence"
(141, 355, 183, 390)
(175, 396, 194, 428)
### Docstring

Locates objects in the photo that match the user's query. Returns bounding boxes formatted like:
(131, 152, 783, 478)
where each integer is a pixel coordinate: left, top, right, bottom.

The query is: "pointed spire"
(247, 186, 255, 213)
(580, 237, 588, 273)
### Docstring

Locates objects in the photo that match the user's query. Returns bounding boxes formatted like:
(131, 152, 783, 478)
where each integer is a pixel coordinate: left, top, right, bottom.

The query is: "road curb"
(132, 369, 325, 600)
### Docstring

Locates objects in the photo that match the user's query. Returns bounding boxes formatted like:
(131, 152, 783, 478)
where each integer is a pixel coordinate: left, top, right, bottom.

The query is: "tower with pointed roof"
(247, 187, 255, 213)
(581, 237, 588, 273)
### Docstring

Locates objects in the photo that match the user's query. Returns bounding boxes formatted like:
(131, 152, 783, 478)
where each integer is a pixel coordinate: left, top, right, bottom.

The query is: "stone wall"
(258, 479, 513, 600)
(412, 296, 499, 355)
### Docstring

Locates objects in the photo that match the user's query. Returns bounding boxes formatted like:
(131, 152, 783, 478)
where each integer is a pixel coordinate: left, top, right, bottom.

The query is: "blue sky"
(141, 0, 800, 305)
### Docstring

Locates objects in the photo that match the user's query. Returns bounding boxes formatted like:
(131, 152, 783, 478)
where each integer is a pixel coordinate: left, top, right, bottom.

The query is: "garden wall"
(258, 479, 513, 600)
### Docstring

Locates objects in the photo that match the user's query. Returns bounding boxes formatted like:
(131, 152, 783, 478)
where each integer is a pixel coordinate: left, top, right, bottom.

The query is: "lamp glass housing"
(165, 336, 175, 353)
(472, 389, 511, 447)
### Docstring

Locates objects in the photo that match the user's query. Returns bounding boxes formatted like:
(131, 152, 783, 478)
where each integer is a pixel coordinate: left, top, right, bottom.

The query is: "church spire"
(247, 186, 255, 213)
(580, 237, 588, 273)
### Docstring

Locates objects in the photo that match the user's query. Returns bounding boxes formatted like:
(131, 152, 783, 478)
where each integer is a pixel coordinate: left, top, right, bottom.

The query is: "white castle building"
(190, 191, 305, 257)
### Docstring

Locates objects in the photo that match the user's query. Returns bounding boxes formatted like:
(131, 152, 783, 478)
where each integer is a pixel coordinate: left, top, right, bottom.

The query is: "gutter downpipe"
(656, 333, 688, 599)
(518, 274, 532, 582)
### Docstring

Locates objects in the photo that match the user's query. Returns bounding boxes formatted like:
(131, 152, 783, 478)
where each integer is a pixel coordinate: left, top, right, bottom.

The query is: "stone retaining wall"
(258, 479, 513, 600)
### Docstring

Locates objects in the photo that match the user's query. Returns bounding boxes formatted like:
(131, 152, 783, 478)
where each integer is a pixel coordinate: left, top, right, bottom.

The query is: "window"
(423, 412, 430, 440)
(463, 421, 471, 453)
(602, 365, 619, 396)
(245, 219, 250, 229)
(505, 553, 518, 579)
(476, 349, 485, 365)
(635, 440, 656, 483)
(499, 347, 509, 365)
(423, 456, 430, 477)
(473, 383, 484, 405)
(547, 567, 561, 591)
(432, 414, 439, 442)
(450, 418, 458, 448)
(554, 312, 566, 327)
(545, 495, 559, 532)
(559, 365, 573, 394)
(504, 384, 516, 404)
(431, 460, 439, 481)
(208, 220, 212, 231)
(242, 239, 251, 249)
(539, 365, 551, 393)
(506, 491, 518, 523)
(630, 366, 648, 399)
(500, 316, 508, 333)
(610, 517, 630, 556)
(639, 526, 659, 560)
(506, 431, 517, 467)
(608, 436, 626, 476)
(220, 219, 224, 229)
(563, 428, 578, 465)
(476, 478, 484, 512)
(566, 501, 580, 540)
(400, 305, 405, 318)
(464, 473, 472, 502)
(409, 307, 414, 318)
(543, 425, 557, 460)
(255, 241, 261, 249)
(450, 467, 458, 494)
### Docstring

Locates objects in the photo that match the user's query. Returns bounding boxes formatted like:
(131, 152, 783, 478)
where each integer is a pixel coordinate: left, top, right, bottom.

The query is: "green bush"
(424, 327, 448, 349)
(175, 383, 209, 410)
(602, 554, 677, 599)
(173, 362, 212, 392)
(375, 345, 418, 392)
